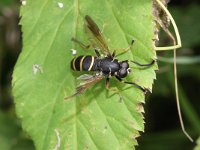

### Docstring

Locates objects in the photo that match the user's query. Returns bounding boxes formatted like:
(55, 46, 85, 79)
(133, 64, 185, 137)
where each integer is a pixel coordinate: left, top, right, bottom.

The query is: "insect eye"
(118, 69, 127, 78)
(121, 61, 129, 68)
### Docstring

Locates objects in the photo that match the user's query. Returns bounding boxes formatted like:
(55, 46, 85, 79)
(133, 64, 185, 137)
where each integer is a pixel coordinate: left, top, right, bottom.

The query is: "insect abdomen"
(71, 55, 97, 71)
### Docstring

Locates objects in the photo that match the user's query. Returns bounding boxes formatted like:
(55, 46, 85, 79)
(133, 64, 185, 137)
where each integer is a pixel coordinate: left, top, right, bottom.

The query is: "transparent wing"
(65, 74, 104, 99)
(77, 74, 94, 81)
(85, 15, 111, 56)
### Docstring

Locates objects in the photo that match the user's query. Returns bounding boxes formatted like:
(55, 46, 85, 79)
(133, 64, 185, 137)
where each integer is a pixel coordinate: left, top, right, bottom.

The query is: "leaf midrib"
(40, 5, 74, 150)
(74, 0, 80, 149)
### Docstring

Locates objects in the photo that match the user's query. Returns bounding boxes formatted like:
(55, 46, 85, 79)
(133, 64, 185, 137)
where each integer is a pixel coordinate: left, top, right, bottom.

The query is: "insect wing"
(77, 74, 94, 81)
(77, 74, 104, 92)
(85, 15, 111, 56)
(65, 74, 104, 99)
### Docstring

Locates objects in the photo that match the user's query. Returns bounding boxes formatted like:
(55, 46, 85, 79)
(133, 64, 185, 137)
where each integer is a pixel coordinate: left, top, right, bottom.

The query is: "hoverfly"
(65, 15, 155, 99)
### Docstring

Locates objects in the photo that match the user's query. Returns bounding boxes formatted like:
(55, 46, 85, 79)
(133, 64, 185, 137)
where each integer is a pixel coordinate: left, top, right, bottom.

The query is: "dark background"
(0, 0, 199, 149)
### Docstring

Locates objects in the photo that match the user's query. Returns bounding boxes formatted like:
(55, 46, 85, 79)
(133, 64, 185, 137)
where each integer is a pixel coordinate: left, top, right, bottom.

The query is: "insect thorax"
(98, 57, 120, 75)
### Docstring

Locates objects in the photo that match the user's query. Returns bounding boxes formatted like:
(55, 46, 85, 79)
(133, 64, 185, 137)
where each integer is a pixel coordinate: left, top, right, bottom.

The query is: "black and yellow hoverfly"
(65, 15, 154, 99)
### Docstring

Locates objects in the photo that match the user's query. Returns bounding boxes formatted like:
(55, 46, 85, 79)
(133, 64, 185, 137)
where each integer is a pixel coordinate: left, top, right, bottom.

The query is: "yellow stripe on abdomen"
(80, 56, 86, 71)
(88, 56, 94, 71)
(72, 57, 77, 71)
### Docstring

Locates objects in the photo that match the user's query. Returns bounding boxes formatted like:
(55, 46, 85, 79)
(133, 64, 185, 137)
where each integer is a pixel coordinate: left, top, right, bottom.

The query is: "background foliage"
(12, 0, 156, 149)
(0, 0, 200, 150)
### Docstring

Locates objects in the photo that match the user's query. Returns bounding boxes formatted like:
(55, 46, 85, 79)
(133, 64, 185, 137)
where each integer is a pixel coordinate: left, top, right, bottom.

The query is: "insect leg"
(105, 77, 122, 101)
(71, 37, 91, 49)
(130, 60, 155, 67)
(115, 76, 147, 93)
(94, 48, 101, 57)
(112, 50, 116, 58)
(105, 77, 110, 89)
(72, 38, 101, 57)
(115, 39, 135, 57)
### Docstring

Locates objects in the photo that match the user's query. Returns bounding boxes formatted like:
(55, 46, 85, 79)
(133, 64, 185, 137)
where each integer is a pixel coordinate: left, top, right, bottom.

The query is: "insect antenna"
(130, 60, 155, 67)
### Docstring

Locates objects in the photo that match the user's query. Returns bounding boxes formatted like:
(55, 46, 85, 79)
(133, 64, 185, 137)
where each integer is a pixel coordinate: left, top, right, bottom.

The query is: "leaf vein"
(77, 119, 101, 150)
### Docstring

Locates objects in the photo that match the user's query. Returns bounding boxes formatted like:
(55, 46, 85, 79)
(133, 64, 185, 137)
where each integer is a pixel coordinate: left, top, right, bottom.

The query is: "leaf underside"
(12, 0, 156, 150)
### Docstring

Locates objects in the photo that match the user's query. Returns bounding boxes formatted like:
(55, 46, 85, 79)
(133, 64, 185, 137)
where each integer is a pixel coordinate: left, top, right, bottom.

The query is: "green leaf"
(194, 137, 200, 150)
(12, 0, 156, 149)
